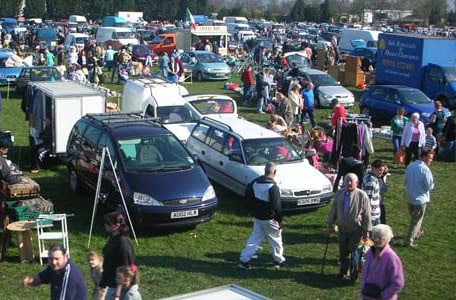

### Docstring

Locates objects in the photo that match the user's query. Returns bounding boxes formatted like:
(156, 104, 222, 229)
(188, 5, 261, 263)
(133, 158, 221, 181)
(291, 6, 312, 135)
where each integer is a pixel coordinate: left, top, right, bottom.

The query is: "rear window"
(157, 106, 197, 124)
(190, 99, 234, 115)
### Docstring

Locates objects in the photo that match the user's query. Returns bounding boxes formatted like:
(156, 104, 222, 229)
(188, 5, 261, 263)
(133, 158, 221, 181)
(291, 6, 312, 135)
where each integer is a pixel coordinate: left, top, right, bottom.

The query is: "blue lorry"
(376, 33, 456, 108)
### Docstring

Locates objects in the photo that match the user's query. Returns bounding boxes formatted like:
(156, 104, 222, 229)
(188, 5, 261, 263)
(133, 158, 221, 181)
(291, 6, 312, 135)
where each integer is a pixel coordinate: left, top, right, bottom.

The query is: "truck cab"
(423, 64, 456, 108)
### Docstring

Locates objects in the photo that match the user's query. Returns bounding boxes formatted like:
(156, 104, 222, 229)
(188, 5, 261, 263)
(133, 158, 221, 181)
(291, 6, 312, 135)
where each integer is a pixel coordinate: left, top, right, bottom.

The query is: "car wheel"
(361, 107, 370, 117)
(196, 72, 203, 82)
(68, 168, 80, 192)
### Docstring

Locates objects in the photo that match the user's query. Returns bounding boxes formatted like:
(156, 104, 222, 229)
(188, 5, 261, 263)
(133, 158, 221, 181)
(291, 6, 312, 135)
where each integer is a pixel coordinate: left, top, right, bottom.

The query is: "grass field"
(0, 76, 455, 299)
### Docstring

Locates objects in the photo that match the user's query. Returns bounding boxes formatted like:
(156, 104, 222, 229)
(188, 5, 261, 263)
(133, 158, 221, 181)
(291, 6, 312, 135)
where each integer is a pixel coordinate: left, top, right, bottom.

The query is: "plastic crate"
(6, 197, 53, 225)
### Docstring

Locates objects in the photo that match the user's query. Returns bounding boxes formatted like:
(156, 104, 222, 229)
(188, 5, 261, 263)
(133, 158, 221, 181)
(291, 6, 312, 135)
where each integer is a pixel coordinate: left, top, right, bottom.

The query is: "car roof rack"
(200, 117, 233, 132)
(86, 112, 161, 126)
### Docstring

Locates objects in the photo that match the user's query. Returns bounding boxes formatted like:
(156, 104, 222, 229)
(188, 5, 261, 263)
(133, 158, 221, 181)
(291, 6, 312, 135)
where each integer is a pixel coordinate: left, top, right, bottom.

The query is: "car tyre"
(196, 72, 203, 82)
(68, 168, 80, 192)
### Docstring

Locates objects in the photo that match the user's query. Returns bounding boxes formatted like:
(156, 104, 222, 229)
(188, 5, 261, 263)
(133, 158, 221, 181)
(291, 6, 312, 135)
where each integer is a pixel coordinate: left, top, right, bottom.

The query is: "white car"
(183, 94, 238, 119)
(186, 118, 334, 211)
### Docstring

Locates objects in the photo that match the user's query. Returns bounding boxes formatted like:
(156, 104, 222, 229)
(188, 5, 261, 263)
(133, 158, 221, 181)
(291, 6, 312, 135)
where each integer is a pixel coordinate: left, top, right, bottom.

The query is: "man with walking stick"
(327, 173, 372, 280)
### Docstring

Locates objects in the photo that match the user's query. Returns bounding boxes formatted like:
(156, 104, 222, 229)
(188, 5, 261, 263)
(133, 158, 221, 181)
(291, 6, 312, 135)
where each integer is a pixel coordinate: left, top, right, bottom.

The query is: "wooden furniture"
(6, 220, 36, 262)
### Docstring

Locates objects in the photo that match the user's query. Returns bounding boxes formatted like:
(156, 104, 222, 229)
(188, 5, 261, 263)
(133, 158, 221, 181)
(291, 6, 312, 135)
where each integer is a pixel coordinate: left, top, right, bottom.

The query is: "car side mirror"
(192, 154, 200, 164)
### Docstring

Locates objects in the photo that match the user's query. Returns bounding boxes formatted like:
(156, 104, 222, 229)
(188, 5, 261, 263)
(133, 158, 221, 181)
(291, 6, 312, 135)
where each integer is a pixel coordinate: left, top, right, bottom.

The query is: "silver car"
(287, 68, 355, 107)
(180, 51, 231, 81)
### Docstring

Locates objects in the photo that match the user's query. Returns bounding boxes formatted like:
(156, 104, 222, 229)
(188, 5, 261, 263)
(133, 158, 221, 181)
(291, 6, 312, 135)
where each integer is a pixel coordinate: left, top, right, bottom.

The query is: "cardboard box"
(345, 56, 361, 72)
(344, 71, 365, 87)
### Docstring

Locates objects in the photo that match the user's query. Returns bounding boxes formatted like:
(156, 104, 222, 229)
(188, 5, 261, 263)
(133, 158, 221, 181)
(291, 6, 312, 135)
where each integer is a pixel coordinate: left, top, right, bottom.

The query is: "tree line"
(1, 0, 455, 26)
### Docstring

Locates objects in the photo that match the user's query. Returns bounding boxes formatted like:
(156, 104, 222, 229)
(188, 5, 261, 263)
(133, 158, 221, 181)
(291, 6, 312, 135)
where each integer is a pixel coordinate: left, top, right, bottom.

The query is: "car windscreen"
(75, 37, 89, 44)
(114, 31, 135, 39)
(157, 106, 198, 124)
(309, 74, 339, 86)
(443, 67, 456, 82)
(118, 135, 194, 172)
(190, 99, 234, 115)
(242, 138, 301, 166)
(399, 90, 432, 104)
(196, 52, 224, 63)
(30, 68, 60, 80)
(287, 55, 310, 68)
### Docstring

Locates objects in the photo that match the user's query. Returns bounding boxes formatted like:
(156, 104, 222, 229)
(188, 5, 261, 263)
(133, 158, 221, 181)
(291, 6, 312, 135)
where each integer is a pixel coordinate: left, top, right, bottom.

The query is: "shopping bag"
(394, 148, 406, 165)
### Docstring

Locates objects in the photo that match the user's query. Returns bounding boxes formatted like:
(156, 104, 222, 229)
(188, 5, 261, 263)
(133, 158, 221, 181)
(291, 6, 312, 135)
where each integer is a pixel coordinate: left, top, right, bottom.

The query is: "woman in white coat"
(401, 112, 425, 165)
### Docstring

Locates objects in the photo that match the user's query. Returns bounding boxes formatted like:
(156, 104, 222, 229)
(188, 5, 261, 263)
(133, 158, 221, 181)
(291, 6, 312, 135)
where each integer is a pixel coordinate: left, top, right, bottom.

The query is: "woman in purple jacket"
(361, 224, 404, 300)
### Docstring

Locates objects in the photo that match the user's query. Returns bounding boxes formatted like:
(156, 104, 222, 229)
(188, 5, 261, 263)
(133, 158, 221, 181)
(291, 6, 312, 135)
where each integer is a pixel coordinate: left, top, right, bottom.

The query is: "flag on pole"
(186, 8, 196, 30)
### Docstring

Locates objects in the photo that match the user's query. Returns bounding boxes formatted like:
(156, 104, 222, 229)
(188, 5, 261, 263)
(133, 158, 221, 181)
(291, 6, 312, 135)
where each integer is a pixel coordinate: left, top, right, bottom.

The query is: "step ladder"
(36, 214, 69, 265)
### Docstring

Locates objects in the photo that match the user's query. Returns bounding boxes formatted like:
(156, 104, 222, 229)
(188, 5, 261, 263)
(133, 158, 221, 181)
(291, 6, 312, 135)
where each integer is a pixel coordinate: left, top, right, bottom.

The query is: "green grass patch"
(0, 79, 455, 299)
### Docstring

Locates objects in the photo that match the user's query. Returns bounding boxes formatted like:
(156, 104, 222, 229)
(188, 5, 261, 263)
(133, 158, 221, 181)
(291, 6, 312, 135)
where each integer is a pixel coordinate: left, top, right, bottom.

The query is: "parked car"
(180, 51, 231, 81)
(0, 50, 23, 85)
(360, 85, 450, 123)
(66, 113, 218, 228)
(284, 68, 355, 107)
(121, 77, 199, 143)
(283, 52, 311, 69)
(183, 94, 238, 119)
(16, 66, 61, 95)
(132, 44, 153, 62)
(186, 117, 333, 211)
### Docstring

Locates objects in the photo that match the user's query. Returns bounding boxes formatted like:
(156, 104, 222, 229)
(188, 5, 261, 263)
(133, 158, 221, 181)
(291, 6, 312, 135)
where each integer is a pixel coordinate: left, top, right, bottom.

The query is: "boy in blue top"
(300, 82, 316, 128)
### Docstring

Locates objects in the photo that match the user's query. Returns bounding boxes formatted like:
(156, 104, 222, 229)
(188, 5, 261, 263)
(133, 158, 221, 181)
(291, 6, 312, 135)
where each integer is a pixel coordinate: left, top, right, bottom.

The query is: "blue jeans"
(301, 108, 316, 128)
(243, 85, 254, 103)
(392, 135, 402, 154)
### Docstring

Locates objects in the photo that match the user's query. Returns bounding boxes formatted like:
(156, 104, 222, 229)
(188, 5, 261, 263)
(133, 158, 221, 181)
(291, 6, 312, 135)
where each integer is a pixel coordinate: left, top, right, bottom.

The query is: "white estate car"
(183, 94, 238, 119)
(186, 118, 334, 211)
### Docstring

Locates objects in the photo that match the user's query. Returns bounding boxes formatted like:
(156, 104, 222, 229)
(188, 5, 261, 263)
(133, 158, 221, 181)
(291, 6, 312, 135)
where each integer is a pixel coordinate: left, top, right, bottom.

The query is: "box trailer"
(26, 81, 106, 157)
(376, 33, 456, 107)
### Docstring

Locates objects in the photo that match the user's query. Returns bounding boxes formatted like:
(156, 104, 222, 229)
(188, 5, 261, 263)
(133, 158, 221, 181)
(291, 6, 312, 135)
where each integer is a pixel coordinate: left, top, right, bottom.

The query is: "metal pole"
(88, 147, 106, 248)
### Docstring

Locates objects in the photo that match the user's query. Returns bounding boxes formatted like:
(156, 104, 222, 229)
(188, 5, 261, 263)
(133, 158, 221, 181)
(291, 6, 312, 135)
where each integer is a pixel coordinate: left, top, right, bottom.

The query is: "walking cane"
(320, 233, 330, 276)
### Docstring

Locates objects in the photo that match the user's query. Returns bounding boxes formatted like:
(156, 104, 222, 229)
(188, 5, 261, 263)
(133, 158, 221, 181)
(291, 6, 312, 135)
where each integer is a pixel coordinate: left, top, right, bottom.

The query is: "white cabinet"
(36, 214, 69, 265)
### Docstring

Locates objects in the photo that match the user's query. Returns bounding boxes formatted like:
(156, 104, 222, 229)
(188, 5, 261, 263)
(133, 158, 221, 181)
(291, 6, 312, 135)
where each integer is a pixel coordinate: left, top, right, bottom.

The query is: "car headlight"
(322, 184, 332, 193)
(133, 192, 162, 206)
(206, 68, 213, 72)
(202, 185, 216, 201)
(280, 189, 294, 196)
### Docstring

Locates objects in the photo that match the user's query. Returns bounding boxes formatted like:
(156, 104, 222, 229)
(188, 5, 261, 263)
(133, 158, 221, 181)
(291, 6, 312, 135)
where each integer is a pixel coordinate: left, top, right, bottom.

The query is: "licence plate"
(297, 197, 320, 206)
(216, 73, 224, 77)
(171, 209, 198, 219)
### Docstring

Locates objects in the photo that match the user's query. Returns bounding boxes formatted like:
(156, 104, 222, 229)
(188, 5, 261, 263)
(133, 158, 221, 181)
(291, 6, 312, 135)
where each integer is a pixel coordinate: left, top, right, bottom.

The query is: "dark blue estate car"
(66, 113, 218, 228)
(360, 85, 449, 123)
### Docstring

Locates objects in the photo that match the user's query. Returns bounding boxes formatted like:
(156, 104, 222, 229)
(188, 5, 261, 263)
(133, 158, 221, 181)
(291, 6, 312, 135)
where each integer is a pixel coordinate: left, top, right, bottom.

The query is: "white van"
(95, 27, 138, 49)
(338, 29, 382, 53)
(121, 77, 199, 142)
(223, 16, 248, 25)
(69, 15, 87, 24)
(238, 30, 256, 42)
(65, 33, 90, 49)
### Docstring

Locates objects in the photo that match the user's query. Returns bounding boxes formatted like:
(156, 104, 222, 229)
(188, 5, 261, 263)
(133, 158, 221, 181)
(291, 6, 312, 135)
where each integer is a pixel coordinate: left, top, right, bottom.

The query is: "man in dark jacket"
(255, 71, 268, 114)
(23, 245, 88, 300)
(239, 162, 286, 269)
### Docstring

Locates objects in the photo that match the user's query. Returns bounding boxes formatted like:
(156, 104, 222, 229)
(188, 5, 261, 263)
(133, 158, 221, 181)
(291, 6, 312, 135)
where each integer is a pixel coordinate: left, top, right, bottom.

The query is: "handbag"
(362, 283, 382, 298)
(394, 148, 405, 164)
